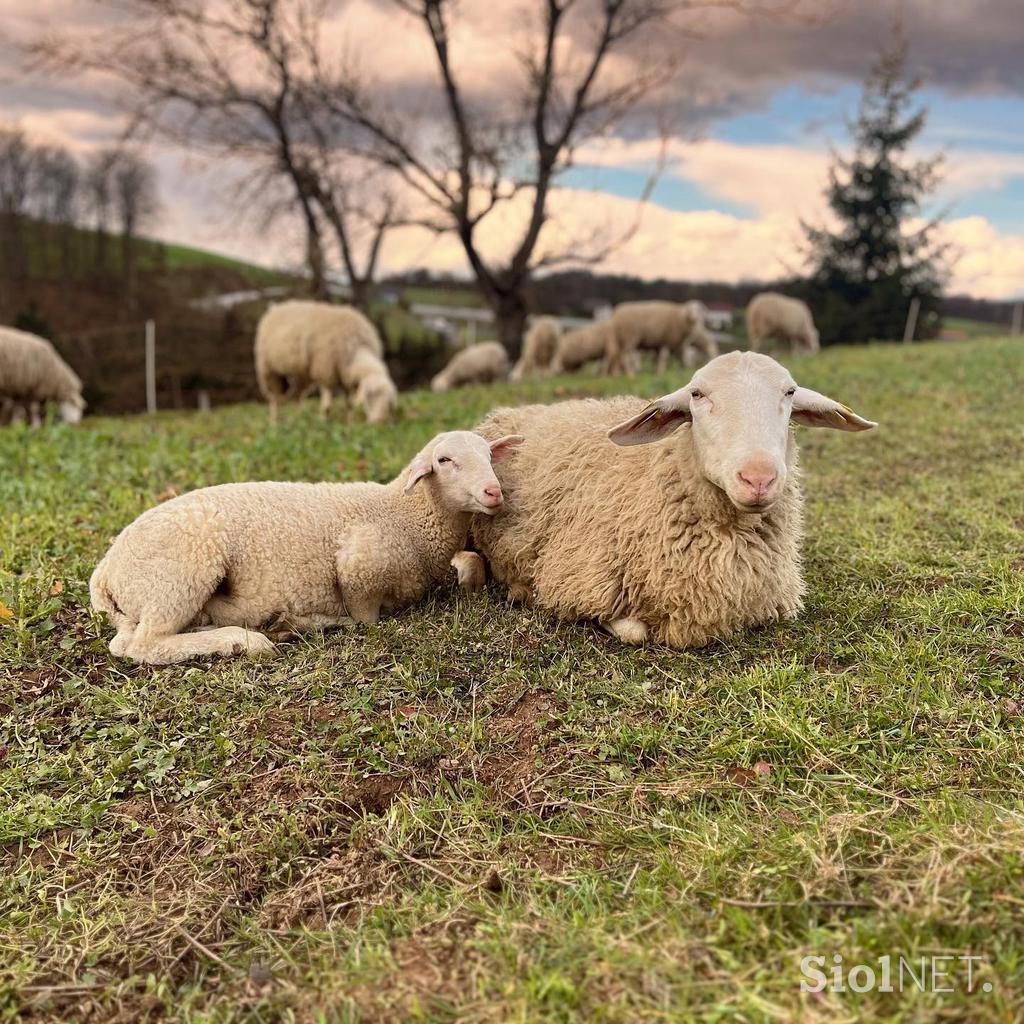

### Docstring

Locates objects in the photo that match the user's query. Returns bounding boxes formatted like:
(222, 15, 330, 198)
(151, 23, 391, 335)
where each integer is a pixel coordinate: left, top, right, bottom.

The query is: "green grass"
(942, 317, 1007, 339)
(2, 338, 1023, 1022)
(401, 284, 484, 308)
(159, 241, 290, 285)
(14, 216, 288, 286)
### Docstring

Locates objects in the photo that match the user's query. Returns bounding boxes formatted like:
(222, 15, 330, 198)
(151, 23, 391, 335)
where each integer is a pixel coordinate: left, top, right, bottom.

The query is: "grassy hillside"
(1, 339, 1023, 1022)
(9, 217, 287, 286)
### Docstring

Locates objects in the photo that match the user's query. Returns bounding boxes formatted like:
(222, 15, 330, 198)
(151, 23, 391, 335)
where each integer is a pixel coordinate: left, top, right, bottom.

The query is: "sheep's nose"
(481, 484, 503, 507)
(736, 462, 777, 502)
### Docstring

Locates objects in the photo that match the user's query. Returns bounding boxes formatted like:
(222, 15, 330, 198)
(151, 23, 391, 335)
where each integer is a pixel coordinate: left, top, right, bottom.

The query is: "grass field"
(2, 337, 1022, 1022)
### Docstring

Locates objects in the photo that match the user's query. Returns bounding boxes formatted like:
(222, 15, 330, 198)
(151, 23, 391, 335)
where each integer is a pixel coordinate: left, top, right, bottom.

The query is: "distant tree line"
(0, 127, 159, 299)
(390, 268, 1017, 331)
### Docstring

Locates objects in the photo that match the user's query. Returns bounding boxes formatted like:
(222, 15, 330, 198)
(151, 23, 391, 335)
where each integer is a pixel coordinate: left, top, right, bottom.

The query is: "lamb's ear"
(608, 389, 693, 447)
(403, 452, 434, 494)
(489, 434, 525, 462)
(790, 387, 877, 432)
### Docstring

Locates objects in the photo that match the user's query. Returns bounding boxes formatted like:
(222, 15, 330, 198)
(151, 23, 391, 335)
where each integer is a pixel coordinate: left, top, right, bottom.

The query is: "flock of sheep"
(0, 291, 819, 428)
(71, 291, 874, 665)
(248, 291, 820, 425)
(0, 290, 862, 662)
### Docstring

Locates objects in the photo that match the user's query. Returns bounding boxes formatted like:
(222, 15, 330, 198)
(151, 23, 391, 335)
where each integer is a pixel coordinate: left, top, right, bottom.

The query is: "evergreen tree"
(805, 33, 946, 344)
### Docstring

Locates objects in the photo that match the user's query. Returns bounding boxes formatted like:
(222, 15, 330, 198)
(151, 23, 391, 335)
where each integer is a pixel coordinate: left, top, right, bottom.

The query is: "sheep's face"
(404, 431, 525, 515)
(359, 379, 396, 424)
(59, 397, 86, 424)
(608, 351, 876, 513)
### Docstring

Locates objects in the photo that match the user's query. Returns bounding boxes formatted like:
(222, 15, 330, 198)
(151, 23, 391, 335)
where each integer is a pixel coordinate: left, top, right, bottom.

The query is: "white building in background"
(704, 305, 734, 331)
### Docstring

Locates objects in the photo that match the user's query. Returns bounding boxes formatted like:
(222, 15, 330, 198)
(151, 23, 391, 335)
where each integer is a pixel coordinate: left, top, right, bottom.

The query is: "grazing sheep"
(470, 351, 875, 647)
(604, 300, 717, 375)
(90, 430, 524, 665)
(431, 341, 510, 393)
(746, 293, 820, 353)
(254, 300, 396, 423)
(678, 301, 719, 370)
(549, 321, 611, 375)
(510, 317, 562, 381)
(0, 326, 85, 426)
(344, 347, 398, 425)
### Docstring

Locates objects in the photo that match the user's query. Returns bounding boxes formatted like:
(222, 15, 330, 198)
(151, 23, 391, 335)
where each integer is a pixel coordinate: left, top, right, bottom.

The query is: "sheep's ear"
(489, 434, 525, 462)
(404, 453, 434, 494)
(790, 387, 877, 432)
(608, 391, 693, 447)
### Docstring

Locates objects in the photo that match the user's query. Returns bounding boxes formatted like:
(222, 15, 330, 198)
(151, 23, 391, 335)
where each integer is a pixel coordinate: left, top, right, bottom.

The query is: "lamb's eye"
(785, 387, 797, 397)
(437, 456, 452, 465)
(690, 389, 704, 400)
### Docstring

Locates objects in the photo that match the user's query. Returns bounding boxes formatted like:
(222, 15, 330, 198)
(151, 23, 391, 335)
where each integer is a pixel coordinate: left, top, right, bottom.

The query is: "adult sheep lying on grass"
(431, 341, 510, 392)
(254, 300, 397, 423)
(90, 431, 523, 664)
(470, 351, 876, 647)
(0, 326, 85, 426)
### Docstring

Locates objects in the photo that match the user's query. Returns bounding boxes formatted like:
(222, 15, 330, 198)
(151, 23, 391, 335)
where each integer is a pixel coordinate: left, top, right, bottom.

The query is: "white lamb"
(90, 431, 524, 665)
(510, 317, 561, 381)
(0, 326, 85, 426)
(431, 341, 510, 393)
(469, 351, 876, 647)
(746, 293, 820, 353)
(604, 300, 718, 375)
(254, 300, 397, 423)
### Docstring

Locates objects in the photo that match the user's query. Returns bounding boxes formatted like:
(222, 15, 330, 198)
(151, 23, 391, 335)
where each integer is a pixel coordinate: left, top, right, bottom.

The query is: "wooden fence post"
(145, 319, 157, 414)
(903, 297, 920, 343)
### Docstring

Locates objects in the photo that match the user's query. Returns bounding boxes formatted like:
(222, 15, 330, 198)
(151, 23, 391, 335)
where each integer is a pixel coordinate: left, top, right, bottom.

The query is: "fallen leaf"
(0, 602, 13, 621)
(727, 762, 772, 787)
(50, 580, 64, 596)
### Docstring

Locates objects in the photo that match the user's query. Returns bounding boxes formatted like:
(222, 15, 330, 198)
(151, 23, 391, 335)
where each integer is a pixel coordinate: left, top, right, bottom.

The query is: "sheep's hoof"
(506, 581, 532, 605)
(451, 551, 486, 592)
(604, 617, 649, 645)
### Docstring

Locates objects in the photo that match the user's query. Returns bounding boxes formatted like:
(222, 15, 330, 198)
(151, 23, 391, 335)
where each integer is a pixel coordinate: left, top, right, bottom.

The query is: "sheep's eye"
(437, 456, 452, 465)
(785, 387, 797, 397)
(690, 389, 704, 400)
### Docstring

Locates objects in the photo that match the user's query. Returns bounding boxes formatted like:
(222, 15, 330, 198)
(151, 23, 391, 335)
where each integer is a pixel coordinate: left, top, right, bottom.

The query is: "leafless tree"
(30, 0, 402, 306)
(0, 127, 33, 280)
(111, 150, 160, 294)
(315, 0, 753, 351)
(84, 148, 119, 271)
(29, 145, 81, 275)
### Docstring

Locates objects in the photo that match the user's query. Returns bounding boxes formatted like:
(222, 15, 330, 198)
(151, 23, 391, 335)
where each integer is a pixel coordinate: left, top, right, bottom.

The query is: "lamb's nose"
(482, 484, 503, 504)
(737, 463, 777, 500)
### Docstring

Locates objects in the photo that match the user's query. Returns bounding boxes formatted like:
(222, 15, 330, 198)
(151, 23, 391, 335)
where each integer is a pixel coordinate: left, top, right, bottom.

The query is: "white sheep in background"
(746, 292, 820, 353)
(90, 430, 524, 664)
(431, 341, 510, 393)
(510, 317, 562, 381)
(0, 326, 85, 426)
(469, 351, 875, 647)
(604, 300, 718, 375)
(548, 321, 611, 375)
(254, 300, 397, 423)
(345, 347, 398, 424)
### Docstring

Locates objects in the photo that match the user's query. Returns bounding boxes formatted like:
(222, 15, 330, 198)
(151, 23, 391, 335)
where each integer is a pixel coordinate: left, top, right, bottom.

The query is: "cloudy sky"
(2, 0, 1023, 299)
